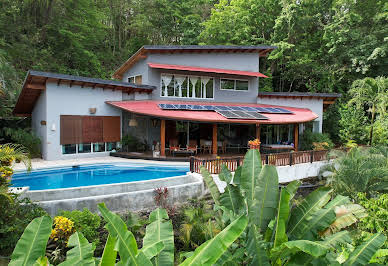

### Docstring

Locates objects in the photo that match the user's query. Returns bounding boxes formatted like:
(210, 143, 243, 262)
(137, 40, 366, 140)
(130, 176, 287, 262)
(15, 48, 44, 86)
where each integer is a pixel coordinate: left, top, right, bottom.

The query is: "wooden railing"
(190, 149, 338, 174)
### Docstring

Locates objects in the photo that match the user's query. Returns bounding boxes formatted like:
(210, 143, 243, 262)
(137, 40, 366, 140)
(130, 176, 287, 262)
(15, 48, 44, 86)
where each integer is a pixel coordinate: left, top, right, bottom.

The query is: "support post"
(294, 124, 299, 151)
(161, 119, 166, 157)
(212, 123, 217, 155)
(256, 124, 261, 141)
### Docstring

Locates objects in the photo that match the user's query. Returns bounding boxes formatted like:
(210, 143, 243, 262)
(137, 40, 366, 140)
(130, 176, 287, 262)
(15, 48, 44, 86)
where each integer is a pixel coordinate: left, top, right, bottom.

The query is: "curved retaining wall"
(23, 174, 204, 216)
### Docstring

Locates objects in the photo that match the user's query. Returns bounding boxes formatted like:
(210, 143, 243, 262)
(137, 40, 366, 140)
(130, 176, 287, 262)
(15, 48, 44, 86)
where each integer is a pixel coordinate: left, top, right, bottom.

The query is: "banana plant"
(201, 149, 384, 265)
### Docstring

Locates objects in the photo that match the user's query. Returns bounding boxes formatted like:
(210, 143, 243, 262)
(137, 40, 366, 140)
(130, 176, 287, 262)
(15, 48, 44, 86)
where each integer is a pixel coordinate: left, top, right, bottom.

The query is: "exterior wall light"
(89, 108, 97, 114)
(129, 119, 138, 127)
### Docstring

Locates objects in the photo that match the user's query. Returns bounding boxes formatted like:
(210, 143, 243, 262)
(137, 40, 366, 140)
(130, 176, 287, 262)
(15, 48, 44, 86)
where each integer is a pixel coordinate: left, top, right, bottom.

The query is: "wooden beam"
(323, 100, 335, 104)
(212, 123, 217, 155)
(160, 119, 166, 157)
(294, 124, 299, 151)
(256, 124, 261, 142)
(26, 83, 45, 90)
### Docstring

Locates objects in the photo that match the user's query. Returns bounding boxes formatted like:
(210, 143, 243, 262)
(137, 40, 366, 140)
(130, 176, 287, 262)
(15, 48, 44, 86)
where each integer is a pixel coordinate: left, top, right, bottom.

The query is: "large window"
(62, 142, 119, 155)
(161, 74, 214, 99)
(221, 78, 249, 91)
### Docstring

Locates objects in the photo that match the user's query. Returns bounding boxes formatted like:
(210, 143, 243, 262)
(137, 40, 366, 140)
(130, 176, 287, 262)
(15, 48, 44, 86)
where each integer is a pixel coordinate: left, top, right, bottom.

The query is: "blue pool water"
(11, 164, 189, 190)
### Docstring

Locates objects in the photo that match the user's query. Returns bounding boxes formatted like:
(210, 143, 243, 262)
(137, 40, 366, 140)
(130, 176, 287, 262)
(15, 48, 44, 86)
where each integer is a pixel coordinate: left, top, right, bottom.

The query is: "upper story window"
(220, 78, 249, 91)
(161, 74, 214, 99)
(128, 75, 142, 84)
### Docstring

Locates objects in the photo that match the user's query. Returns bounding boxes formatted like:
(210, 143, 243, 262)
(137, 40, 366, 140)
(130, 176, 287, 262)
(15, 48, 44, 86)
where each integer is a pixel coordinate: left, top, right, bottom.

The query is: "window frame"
(160, 73, 215, 100)
(128, 74, 142, 84)
(220, 78, 249, 92)
(62, 142, 119, 155)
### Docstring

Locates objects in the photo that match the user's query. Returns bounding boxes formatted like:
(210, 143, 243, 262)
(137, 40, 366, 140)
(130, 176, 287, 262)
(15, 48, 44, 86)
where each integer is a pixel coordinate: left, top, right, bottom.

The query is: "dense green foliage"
(299, 131, 334, 151)
(1, 128, 41, 157)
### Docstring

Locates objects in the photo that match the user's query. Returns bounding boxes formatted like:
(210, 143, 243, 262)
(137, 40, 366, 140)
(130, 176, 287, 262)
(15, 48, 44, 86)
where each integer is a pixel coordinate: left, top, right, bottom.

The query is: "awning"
(147, 63, 268, 78)
(106, 100, 318, 124)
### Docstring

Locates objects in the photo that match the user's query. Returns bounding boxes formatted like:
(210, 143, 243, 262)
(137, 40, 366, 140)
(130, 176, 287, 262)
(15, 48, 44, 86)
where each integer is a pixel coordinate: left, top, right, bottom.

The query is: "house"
(13, 45, 340, 161)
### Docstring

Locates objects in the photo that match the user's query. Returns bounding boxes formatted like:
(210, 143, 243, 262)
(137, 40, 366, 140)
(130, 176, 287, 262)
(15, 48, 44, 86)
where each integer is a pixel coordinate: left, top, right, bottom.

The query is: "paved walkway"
(13, 156, 189, 171)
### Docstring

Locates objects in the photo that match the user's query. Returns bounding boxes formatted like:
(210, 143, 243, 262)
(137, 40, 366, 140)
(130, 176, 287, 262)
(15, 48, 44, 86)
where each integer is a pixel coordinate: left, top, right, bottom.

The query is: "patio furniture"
(172, 148, 195, 157)
(200, 139, 212, 154)
(187, 140, 198, 155)
(218, 140, 227, 153)
(169, 139, 180, 155)
(261, 144, 294, 153)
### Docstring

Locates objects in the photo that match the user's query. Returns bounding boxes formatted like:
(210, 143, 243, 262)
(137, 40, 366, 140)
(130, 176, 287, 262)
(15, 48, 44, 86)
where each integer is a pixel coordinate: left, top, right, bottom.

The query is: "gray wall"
(257, 97, 323, 132)
(122, 112, 160, 148)
(43, 81, 122, 160)
(31, 90, 48, 159)
(122, 52, 260, 103)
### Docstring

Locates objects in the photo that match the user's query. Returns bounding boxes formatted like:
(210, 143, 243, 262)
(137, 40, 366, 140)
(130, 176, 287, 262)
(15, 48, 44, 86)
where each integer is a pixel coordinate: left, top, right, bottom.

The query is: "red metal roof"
(106, 100, 318, 124)
(147, 63, 268, 78)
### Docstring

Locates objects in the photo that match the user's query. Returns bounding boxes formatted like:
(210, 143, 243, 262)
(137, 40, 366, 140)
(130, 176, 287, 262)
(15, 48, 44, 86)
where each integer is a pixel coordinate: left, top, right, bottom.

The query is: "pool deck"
(13, 156, 189, 172)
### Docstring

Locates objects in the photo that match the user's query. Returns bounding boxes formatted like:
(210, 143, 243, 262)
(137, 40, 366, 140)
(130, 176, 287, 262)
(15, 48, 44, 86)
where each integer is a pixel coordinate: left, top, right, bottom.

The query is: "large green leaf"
(301, 195, 350, 240)
(143, 208, 174, 266)
(247, 225, 270, 266)
(240, 149, 262, 208)
(250, 165, 279, 231)
(9, 216, 52, 266)
(180, 214, 248, 266)
(232, 166, 242, 185)
(219, 164, 233, 184)
(322, 231, 352, 249)
(201, 166, 220, 205)
(273, 181, 301, 247)
(98, 203, 152, 266)
(287, 187, 332, 239)
(59, 232, 95, 266)
(270, 240, 330, 261)
(141, 242, 165, 260)
(98, 234, 117, 266)
(219, 184, 244, 215)
(344, 233, 387, 266)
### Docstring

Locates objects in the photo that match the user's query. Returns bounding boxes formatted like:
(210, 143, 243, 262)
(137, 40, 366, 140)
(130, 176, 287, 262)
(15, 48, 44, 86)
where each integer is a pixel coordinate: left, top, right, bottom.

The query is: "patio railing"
(190, 148, 341, 174)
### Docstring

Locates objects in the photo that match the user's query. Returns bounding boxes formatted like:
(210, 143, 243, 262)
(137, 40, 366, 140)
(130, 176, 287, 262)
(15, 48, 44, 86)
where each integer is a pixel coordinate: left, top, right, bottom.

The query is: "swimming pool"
(11, 163, 189, 190)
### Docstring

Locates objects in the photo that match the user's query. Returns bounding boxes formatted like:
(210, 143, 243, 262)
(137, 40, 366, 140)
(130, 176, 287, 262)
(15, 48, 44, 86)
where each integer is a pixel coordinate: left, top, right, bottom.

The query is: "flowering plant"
(248, 139, 261, 146)
(50, 216, 75, 242)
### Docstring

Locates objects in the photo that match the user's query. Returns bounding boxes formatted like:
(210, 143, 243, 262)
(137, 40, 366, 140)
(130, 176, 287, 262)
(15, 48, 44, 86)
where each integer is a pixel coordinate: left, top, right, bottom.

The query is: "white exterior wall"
(31, 90, 48, 159)
(44, 82, 122, 160)
(257, 97, 323, 132)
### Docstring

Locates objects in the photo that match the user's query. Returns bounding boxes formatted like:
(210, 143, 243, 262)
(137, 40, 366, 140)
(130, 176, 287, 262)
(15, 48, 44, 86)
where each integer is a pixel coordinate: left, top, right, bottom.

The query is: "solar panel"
(203, 105, 216, 110)
(229, 106, 245, 111)
(255, 107, 268, 112)
(214, 106, 232, 111)
(274, 108, 293, 114)
(217, 110, 268, 120)
(192, 105, 206, 110)
(241, 106, 257, 112)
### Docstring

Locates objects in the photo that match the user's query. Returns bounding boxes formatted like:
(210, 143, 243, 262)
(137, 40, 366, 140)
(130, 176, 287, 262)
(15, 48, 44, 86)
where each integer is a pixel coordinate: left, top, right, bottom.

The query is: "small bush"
(299, 130, 334, 151)
(59, 208, 101, 246)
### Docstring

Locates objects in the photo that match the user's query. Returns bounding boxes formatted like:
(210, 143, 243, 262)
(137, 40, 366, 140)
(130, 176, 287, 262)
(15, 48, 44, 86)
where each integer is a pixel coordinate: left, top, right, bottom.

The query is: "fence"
(190, 149, 337, 174)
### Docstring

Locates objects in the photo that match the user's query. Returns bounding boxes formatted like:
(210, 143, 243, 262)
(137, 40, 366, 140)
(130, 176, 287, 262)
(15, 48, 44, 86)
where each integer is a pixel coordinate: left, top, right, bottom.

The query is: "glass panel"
(235, 80, 248, 91)
(93, 142, 105, 152)
(135, 75, 142, 84)
(167, 76, 175, 96)
(106, 142, 117, 151)
(195, 80, 201, 98)
(221, 79, 235, 90)
(128, 77, 135, 83)
(206, 79, 214, 98)
(181, 78, 188, 97)
(78, 143, 91, 153)
(62, 144, 76, 154)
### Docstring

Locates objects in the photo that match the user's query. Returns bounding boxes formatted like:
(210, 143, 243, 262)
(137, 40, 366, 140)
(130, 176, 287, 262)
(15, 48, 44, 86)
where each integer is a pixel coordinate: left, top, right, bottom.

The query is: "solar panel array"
(158, 104, 293, 114)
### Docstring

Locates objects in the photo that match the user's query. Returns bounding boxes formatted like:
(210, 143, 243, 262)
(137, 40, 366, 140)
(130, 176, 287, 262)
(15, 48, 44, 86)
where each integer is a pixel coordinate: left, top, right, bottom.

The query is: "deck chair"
(187, 140, 198, 154)
(169, 139, 180, 154)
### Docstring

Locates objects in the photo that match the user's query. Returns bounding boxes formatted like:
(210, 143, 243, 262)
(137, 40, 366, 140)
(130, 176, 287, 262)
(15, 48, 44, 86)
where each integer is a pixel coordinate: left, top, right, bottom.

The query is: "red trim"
(148, 62, 268, 78)
(106, 100, 318, 124)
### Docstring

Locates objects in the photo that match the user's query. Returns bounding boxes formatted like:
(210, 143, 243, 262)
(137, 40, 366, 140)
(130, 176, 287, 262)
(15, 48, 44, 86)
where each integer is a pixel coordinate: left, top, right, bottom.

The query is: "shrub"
(0, 196, 47, 256)
(59, 208, 101, 246)
(299, 130, 334, 151)
(1, 128, 41, 157)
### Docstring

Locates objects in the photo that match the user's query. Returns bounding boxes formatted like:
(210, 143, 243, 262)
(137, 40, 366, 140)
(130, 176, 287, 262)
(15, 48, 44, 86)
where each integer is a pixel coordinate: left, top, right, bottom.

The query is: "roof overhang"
(113, 45, 277, 79)
(13, 71, 156, 117)
(148, 62, 268, 78)
(106, 100, 318, 124)
(258, 92, 341, 110)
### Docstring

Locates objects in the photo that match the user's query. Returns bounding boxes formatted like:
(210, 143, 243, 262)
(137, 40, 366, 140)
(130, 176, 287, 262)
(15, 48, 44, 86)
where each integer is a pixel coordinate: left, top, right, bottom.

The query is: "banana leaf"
(301, 195, 350, 240)
(344, 233, 387, 266)
(247, 225, 270, 266)
(270, 240, 330, 262)
(201, 166, 220, 205)
(33, 256, 50, 266)
(287, 187, 332, 239)
(58, 232, 95, 266)
(219, 183, 244, 215)
(240, 149, 262, 208)
(98, 203, 152, 266)
(143, 208, 174, 266)
(250, 165, 279, 231)
(141, 242, 165, 260)
(98, 234, 117, 266)
(180, 214, 248, 266)
(9, 216, 53, 266)
(322, 231, 352, 249)
(273, 181, 300, 247)
(218, 165, 233, 184)
(232, 166, 242, 184)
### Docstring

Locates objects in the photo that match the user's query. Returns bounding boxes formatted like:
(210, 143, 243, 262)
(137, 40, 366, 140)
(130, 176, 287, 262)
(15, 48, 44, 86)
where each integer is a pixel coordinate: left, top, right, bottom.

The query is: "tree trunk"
(369, 104, 375, 145)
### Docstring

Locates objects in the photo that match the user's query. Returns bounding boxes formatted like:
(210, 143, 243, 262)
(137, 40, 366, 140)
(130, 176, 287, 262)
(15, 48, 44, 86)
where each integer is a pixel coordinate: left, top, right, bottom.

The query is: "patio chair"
(169, 139, 180, 155)
(218, 140, 227, 154)
(200, 139, 212, 154)
(187, 140, 198, 155)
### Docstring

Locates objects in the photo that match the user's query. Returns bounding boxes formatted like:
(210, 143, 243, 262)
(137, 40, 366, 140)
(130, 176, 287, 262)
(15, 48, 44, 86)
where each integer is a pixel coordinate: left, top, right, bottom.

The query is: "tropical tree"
(202, 149, 387, 265)
(0, 143, 31, 171)
(348, 76, 388, 145)
(322, 146, 388, 198)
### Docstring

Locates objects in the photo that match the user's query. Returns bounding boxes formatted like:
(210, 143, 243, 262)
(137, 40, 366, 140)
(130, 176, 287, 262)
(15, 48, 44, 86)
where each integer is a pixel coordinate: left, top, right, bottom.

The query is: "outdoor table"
(261, 144, 294, 153)
(172, 148, 195, 157)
